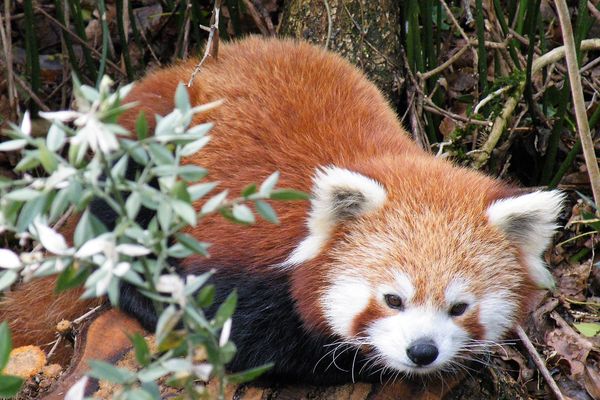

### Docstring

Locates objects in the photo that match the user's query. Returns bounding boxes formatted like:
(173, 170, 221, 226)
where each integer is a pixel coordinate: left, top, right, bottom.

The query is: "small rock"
(42, 363, 63, 379)
(5, 345, 47, 379)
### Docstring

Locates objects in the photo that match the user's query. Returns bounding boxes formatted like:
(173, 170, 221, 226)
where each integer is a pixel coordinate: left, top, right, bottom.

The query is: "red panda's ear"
(486, 190, 565, 288)
(282, 166, 387, 267)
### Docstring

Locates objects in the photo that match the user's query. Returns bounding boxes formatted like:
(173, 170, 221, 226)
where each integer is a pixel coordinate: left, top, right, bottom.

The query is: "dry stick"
(588, 1, 600, 23)
(515, 325, 566, 400)
(322, 0, 333, 50)
(252, 0, 275, 35)
(187, 0, 221, 87)
(471, 38, 600, 169)
(36, 6, 125, 77)
(13, 73, 50, 112)
(0, 0, 17, 116)
(438, 0, 479, 66)
(241, 0, 269, 36)
(555, 0, 600, 206)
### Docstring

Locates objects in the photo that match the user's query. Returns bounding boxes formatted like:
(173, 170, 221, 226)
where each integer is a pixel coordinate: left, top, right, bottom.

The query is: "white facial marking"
(487, 190, 565, 288)
(378, 271, 415, 302)
(444, 278, 475, 306)
(367, 306, 468, 374)
(322, 275, 371, 337)
(478, 290, 517, 341)
(281, 166, 387, 268)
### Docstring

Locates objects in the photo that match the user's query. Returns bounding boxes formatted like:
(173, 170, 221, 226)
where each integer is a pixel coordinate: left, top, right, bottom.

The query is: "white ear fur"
(282, 166, 387, 267)
(487, 190, 565, 288)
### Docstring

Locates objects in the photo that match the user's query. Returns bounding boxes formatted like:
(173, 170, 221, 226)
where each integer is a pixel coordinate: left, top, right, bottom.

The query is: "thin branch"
(555, 0, 600, 205)
(471, 38, 600, 168)
(516, 325, 566, 400)
(13, 73, 50, 112)
(241, 0, 269, 36)
(323, 0, 333, 49)
(36, 6, 125, 77)
(187, 0, 221, 87)
(0, 0, 17, 117)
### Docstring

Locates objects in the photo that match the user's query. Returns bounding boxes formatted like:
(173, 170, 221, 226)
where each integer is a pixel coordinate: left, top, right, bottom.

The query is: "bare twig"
(36, 6, 125, 77)
(13, 73, 50, 112)
(0, 0, 18, 117)
(555, 0, 600, 205)
(423, 104, 491, 127)
(438, 0, 479, 66)
(323, 0, 333, 49)
(419, 46, 469, 80)
(241, 0, 269, 36)
(187, 0, 221, 87)
(471, 38, 600, 168)
(516, 325, 565, 400)
(588, 1, 600, 24)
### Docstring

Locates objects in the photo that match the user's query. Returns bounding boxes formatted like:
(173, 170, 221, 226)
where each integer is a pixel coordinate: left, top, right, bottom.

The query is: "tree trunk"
(279, 0, 404, 108)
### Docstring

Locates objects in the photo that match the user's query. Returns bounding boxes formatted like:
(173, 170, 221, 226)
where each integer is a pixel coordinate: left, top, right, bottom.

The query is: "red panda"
(2, 37, 564, 385)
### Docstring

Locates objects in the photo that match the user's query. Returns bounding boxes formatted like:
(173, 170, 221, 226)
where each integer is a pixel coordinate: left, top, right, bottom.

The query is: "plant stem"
(554, 0, 600, 205)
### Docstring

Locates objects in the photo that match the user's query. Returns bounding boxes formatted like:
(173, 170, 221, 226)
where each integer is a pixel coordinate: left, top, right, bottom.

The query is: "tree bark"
(279, 0, 404, 107)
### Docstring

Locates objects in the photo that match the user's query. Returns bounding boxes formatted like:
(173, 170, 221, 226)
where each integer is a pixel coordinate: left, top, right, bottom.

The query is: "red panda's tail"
(0, 277, 104, 364)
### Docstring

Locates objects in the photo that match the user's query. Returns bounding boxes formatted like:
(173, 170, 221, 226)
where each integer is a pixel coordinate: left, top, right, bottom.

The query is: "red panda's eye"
(384, 294, 404, 310)
(449, 302, 468, 317)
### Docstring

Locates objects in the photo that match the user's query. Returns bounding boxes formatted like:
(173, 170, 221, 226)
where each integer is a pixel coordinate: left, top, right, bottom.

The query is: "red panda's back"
(118, 37, 423, 268)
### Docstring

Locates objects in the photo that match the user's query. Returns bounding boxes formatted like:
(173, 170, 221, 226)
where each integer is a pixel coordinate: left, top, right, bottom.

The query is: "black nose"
(406, 339, 439, 366)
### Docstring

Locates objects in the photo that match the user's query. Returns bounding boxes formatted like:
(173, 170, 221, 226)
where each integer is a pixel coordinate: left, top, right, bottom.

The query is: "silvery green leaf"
(20, 110, 31, 136)
(49, 188, 70, 222)
(0, 270, 18, 291)
(16, 194, 47, 232)
(201, 190, 228, 214)
(4, 188, 42, 201)
(175, 83, 191, 113)
(188, 182, 218, 201)
(116, 244, 151, 257)
(0, 139, 27, 152)
(157, 202, 173, 232)
(180, 136, 211, 157)
(111, 155, 129, 180)
(148, 143, 174, 165)
(232, 204, 255, 224)
(155, 110, 182, 138)
(14, 152, 40, 171)
(46, 124, 66, 152)
(190, 99, 224, 114)
(64, 376, 88, 400)
(79, 85, 100, 102)
(178, 165, 207, 182)
(255, 200, 279, 224)
(183, 272, 212, 296)
(88, 359, 136, 385)
(34, 221, 70, 255)
(76, 234, 112, 258)
(105, 123, 130, 136)
(39, 144, 58, 173)
(166, 243, 193, 258)
(162, 358, 192, 373)
(156, 305, 181, 344)
(172, 199, 197, 226)
(126, 192, 141, 220)
(39, 110, 81, 123)
(186, 122, 213, 136)
(259, 171, 279, 196)
(121, 268, 145, 287)
(0, 249, 21, 269)
(137, 364, 169, 383)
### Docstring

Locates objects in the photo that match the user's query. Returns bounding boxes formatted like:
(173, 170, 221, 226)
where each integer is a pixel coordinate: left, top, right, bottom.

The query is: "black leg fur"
(119, 266, 392, 385)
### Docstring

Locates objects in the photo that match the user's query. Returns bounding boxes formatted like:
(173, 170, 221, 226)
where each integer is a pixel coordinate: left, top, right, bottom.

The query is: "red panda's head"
(286, 160, 565, 375)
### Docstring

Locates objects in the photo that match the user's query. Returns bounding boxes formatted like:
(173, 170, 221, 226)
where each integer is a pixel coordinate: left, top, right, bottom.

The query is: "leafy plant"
(0, 76, 306, 399)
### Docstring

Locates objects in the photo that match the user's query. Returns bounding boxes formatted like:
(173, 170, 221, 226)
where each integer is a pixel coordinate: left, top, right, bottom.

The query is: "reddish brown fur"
(2, 37, 537, 358)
